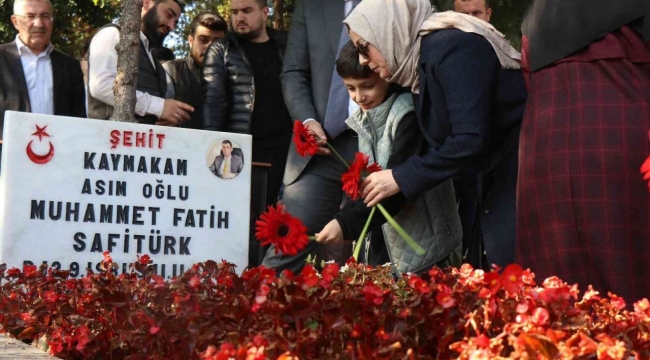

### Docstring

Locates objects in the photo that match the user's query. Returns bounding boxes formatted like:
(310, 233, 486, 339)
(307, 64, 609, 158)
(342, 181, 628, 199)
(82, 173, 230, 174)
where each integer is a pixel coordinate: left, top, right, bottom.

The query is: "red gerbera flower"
(255, 204, 309, 256)
(292, 120, 320, 157)
(341, 152, 382, 200)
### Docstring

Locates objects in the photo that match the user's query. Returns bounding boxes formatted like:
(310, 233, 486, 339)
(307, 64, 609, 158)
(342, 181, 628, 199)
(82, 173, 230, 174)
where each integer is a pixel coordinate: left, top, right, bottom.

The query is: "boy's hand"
(361, 169, 400, 207)
(315, 219, 344, 244)
(304, 120, 331, 156)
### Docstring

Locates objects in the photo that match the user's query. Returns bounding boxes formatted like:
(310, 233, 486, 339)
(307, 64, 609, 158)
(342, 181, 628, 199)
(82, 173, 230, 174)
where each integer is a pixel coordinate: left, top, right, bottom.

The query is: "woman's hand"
(360, 169, 400, 207)
(315, 220, 344, 244)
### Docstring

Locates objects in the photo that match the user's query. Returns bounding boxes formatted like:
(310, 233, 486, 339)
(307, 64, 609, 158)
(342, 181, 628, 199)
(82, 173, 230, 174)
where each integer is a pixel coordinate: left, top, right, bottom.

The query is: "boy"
(315, 41, 462, 275)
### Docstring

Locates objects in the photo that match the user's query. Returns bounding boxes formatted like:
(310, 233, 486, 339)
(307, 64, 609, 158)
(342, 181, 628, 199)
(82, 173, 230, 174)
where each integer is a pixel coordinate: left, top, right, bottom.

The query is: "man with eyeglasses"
(87, 0, 193, 126)
(0, 0, 86, 147)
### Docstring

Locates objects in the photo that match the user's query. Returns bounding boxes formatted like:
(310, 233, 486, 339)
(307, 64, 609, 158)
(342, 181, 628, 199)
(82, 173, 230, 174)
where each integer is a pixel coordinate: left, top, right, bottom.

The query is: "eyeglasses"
(14, 13, 54, 23)
(356, 40, 370, 59)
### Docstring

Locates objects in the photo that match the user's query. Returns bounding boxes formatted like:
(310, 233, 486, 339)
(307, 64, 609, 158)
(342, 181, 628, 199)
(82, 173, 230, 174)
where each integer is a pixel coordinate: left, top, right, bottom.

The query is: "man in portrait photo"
(210, 140, 243, 179)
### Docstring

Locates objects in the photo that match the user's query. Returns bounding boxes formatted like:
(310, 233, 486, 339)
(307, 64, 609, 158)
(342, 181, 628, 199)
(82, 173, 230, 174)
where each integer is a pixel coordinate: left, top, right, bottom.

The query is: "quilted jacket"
(201, 28, 286, 133)
(344, 92, 462, 275)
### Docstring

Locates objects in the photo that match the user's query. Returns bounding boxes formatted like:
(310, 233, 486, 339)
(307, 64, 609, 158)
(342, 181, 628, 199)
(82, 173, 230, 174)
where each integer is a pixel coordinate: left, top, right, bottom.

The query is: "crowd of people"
(1, 0, 649, 303)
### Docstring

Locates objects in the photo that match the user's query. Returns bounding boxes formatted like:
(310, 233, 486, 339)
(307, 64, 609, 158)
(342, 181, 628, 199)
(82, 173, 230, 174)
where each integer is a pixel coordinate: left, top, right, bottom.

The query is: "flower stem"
(353, 206, 376, 261)
(376, 203, 425, 255)
(325, 143, 350, 168)
(312, 133, 349, 167)
(308, 236, 317, 241)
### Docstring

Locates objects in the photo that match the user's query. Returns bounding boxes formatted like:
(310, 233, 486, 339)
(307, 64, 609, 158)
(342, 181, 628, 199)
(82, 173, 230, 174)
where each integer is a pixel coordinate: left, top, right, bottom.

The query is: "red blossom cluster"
(341, 152, 382, 200)
(0, 257, 650, 359)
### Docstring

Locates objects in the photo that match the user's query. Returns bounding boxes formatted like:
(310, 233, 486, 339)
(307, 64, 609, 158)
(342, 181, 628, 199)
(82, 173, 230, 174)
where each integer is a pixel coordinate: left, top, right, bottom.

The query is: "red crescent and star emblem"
(26, 125, 55, 165)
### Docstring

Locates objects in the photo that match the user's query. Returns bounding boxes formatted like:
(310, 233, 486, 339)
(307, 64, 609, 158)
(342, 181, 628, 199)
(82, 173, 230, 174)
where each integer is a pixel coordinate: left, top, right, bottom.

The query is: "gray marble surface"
(0, 335, 56, 359)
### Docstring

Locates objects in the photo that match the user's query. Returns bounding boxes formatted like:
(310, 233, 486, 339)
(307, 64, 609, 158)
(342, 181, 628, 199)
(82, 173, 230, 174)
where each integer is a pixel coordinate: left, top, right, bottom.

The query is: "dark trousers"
(454, 170, 482, 267)
(252, 142, 290, 206)
(248, 141, 291, 267)
(456, 150, 518, 270)
(261, 131, 358, 273)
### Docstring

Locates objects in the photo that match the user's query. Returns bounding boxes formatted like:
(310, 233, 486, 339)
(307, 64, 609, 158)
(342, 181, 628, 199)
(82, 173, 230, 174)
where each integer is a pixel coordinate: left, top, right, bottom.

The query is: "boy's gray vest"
(346, 93, 462, 275)
(87, 24, 167, 125)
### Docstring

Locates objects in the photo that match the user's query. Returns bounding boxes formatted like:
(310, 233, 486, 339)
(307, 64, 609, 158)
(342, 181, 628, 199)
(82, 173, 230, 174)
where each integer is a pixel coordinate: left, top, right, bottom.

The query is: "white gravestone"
(0, 111, 252, 277)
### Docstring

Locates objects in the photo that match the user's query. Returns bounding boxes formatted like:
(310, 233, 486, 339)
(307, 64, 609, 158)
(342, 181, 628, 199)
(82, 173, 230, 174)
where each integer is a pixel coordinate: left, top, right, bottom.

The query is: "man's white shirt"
(88, 27, 165, 119)
(16, 35, 54, 115)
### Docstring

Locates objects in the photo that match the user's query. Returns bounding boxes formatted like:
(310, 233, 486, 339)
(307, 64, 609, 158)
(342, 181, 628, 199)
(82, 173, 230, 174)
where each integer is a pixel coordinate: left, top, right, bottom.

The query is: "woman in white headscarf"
(343, 0, 527, 268)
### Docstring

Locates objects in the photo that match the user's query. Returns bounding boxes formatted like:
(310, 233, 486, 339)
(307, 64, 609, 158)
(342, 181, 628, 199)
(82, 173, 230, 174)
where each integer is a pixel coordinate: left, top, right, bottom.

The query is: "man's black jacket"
(201, 28, 286, 133)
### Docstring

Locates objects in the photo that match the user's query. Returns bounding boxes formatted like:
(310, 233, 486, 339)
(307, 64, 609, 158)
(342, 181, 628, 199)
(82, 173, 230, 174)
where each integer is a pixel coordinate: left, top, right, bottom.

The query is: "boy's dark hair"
(222, 140, 232, 147)
(190, 11, 228, 36)
(336, 40, 372, 79)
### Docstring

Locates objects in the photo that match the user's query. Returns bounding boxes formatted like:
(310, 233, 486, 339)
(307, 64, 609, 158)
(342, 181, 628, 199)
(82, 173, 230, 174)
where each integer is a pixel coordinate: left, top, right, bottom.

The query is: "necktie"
(223, 157, 230, 177)
(323, 0, 360, 138)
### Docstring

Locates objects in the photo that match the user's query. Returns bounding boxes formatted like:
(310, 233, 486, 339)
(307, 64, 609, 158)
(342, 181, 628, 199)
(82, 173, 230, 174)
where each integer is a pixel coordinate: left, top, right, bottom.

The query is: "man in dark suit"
(209, 140, 243, 179)
(0, 0, 86, 169)
(261, 0, 361, 272)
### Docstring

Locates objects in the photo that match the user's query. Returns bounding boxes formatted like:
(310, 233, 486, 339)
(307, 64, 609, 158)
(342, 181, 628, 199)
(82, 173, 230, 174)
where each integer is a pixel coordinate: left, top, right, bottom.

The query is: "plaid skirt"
(516, 27, 650, 303)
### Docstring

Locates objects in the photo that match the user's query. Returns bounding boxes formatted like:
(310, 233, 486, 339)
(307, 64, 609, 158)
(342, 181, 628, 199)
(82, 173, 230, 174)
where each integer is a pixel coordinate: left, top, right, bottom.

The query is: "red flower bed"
(0, 254, 649, 359)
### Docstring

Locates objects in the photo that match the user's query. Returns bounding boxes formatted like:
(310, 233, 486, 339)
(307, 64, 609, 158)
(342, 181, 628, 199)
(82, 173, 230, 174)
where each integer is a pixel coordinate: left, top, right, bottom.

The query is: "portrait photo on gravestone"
(206, 138, 244, 180)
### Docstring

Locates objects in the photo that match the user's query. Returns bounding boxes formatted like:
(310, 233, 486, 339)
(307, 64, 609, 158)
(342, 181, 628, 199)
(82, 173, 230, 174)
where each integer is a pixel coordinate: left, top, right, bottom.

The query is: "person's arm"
(69, 57, 87, 118)
(281, 0, 331, 153)
(280, 0, 318, 122)
(328, 112, 421, 240)
(88, 27, 165, 119)
(201, 40, 229, 131)
(236, 156, 243, 173)
(392, 31, 499, 201)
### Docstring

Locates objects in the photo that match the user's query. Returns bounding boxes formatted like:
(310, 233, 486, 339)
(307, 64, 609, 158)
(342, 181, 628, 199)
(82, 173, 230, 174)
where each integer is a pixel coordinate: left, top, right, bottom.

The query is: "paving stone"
(0, 335, 57, 359)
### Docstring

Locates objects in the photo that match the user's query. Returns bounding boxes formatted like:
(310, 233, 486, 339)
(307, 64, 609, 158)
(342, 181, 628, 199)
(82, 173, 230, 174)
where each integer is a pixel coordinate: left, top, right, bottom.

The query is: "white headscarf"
(343, 0, 521, 93)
